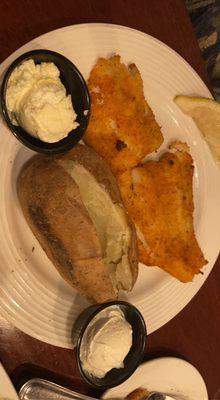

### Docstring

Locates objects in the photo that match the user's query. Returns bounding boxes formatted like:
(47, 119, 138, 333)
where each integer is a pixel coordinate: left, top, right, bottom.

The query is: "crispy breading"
(85, 55, 206, 281)
(117, 141, 207, 282)
(84, 55, 163, 175)
(126, 388, 149, 400)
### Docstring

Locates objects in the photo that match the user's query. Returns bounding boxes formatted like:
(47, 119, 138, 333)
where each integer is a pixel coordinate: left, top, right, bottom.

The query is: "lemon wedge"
(174, 95, 220, 167)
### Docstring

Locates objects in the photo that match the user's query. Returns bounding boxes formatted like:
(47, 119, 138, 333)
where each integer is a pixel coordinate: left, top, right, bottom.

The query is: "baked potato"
(18, 144, 138, 303)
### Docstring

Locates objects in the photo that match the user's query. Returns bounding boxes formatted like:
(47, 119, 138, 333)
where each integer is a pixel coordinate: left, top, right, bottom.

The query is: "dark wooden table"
(0, 0, 219, 399)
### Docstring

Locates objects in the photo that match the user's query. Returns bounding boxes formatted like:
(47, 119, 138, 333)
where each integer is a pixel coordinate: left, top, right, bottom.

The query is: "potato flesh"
(57, 160, 133, 291)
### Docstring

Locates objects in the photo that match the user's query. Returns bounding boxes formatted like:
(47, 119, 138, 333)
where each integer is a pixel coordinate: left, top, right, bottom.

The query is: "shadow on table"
(10, 349, 188, 397)
(11, 363, 98, 396)
(142, 347, 188, 363)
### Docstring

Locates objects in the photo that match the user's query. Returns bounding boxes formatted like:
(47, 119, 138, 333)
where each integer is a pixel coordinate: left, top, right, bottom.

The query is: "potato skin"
(18, 144, 138, 303)
(57, 144, 138, 288)
(18, 155, 116, 303)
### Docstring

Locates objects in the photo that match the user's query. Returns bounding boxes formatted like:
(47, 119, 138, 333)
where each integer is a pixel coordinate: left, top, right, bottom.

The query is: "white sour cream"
(80, 306, 132, 378)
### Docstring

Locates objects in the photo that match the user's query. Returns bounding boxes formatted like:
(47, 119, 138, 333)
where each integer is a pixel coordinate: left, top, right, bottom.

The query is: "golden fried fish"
(117, 141, 207, 282)
(126, 388, 149, 400)
(84, 55, 163, 175)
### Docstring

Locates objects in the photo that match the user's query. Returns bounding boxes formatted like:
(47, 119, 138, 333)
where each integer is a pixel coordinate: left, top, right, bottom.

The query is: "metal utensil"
(19, 378, 98, 400)
(19, 379, 180, 400)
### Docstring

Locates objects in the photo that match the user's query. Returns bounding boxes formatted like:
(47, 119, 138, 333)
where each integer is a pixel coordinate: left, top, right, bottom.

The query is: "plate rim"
(0, 22, 219, 348)
(0, 361, 19, 399)
(102, 356, 208, 400)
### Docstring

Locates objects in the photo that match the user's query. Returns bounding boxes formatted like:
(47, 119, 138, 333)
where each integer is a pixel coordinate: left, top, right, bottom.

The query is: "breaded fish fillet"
(84, 55, 163, 175)
(126, 388, 149, 400)
(117, 141, 207, 282)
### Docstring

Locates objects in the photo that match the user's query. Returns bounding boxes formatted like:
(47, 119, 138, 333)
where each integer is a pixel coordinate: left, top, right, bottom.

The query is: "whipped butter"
(6, 59, 78, 143)
(80, 306, 132, 378)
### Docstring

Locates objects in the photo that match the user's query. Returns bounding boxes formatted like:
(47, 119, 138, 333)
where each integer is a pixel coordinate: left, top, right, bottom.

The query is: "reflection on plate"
(103, 357, 208, 400)
(0, 23, 219, 348)
(0, 362, 19, 400)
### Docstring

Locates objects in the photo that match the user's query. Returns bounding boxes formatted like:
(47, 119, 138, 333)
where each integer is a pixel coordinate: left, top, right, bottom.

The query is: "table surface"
(0, 0, 219, 399)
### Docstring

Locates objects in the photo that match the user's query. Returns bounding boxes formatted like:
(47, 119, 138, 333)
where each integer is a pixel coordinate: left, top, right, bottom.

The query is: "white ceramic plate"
(103, 357, 208, 400)
(0, 362, 19, 400)
(0, 24, 219, 348)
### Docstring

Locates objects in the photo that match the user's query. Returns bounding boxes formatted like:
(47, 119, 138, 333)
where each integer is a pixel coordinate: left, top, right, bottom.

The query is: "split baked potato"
(18, 144, 138, 303)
